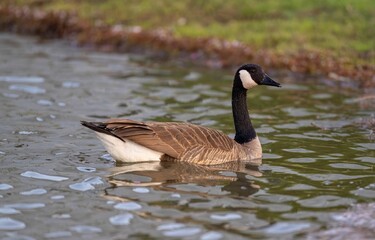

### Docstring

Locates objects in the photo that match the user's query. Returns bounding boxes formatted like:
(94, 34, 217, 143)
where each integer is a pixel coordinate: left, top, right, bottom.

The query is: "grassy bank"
(12, 0, 374, 62)
(2, 0, 375, 87)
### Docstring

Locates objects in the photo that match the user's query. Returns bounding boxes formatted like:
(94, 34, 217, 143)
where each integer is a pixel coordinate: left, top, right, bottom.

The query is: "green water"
(0, 33, 374, 239)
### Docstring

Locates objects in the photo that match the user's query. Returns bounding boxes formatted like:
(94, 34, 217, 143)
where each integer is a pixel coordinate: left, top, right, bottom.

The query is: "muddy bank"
(0, 6, 374, 88)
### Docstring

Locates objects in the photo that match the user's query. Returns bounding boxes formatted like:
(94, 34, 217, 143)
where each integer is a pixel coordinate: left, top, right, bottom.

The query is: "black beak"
(260, 75, 281, 87)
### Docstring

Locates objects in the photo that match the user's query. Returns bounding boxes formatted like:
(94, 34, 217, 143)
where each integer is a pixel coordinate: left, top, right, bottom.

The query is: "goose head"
(236, 64, 281, 90)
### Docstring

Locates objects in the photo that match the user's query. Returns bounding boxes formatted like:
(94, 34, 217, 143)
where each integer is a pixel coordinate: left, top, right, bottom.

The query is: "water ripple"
(283, 148, 315, 153)
(20, 188, 47, 196)
(3, 92, 19, 98)
(4, 203, 45, 209)
(0, 207, 20, 214)
(157, 223, 201, 237)
(264, 222, 312, 234)
(0, 217, 26, 230)
(2, 233, 35, 240)
(200, 231, 223, 240)
(114, 202, 142, 211)
(50, 195, 65, 200)
(52, 214, 71, 219)
(18, 131, 37, 135)
(351, 188, 375, 198)
(83, 176, 103, 185)
(70, 225, 102, 233)
(0, 76, 44, 83)
(21, 171, 68, 182)
(157, 223, 185, 231)
(62, 81, 80, 88)
(329, 163, 370, 170)
(44, 231, 72, 238)
(163, 227, 201, 237)
(132, 187, 150, 193)
(282, 107, 314, 117)
(210, 213, 242, 221)
(276, 133, 339, 142)
(69, 182, 95, 191)
(0, 183, 13, 190)
(109, 213, 134, 225)
(356, 143, 375, 150)
(9, 84, 46, 94)
(37, 99, 53, 106)
(297, 195, 355, 208)
(76, 166, 96, 172)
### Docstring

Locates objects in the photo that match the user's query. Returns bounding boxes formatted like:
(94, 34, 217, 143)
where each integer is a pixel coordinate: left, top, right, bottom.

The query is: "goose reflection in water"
(105, 160, 262, 198)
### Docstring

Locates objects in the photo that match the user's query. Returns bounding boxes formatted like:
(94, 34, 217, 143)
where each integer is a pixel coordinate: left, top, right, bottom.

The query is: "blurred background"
(1, 0, 374, 87)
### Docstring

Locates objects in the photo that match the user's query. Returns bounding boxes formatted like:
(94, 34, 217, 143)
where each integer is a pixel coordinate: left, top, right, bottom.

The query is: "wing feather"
(101, 119, 236, 160)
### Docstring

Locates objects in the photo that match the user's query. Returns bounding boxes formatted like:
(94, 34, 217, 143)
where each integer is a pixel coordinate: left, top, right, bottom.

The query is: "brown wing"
(104, 118, 235, 159)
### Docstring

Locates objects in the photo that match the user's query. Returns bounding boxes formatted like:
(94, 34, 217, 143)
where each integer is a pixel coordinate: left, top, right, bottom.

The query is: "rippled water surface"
(0, 34, 374, 239)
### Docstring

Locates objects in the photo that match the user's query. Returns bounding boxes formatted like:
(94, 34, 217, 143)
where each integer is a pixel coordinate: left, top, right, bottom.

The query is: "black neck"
(232, 77, 256, 144)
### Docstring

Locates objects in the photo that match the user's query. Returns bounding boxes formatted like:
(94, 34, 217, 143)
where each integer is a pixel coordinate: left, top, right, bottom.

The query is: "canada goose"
(82, 64, 280, 165)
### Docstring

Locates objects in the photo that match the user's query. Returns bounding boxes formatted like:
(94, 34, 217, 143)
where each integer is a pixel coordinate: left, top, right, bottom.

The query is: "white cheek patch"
(239, 70, 258, 89)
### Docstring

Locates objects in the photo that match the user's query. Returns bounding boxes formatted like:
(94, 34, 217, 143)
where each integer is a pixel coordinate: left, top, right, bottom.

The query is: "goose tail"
(81, 121, 123, 141)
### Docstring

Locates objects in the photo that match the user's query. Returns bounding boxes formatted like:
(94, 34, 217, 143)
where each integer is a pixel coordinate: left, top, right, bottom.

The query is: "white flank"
(239, 70, 258, 89)
(95, 132, 162, 162)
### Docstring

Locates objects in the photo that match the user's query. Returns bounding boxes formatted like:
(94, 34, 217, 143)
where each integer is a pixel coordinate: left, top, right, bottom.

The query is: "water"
(0, 33, 374, 239)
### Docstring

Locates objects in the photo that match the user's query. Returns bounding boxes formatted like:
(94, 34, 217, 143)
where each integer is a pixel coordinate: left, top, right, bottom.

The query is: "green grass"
(10, 0, 375, 62)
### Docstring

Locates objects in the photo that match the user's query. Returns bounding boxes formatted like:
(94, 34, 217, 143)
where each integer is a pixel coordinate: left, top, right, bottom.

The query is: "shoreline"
(0, 6, 374, 89)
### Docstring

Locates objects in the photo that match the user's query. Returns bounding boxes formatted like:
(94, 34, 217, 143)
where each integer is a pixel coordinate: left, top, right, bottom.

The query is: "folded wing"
(104, 118, 236, 161)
